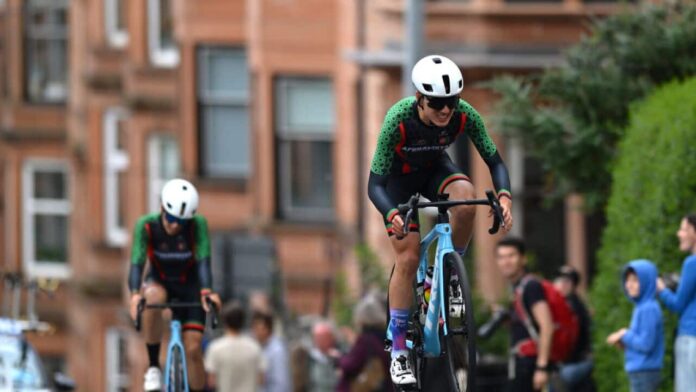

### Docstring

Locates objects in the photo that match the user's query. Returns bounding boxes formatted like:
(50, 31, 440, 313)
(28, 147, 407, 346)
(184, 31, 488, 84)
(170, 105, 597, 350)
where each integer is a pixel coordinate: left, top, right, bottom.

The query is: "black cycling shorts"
(382, 156, 471, 235)
(145, 273, 206, 333)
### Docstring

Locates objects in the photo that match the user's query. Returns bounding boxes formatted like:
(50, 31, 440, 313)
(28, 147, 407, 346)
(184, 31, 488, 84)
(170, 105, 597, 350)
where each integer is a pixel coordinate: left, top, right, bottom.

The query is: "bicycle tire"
(442, 252, 477, 391)
(169, 345, 186, 392)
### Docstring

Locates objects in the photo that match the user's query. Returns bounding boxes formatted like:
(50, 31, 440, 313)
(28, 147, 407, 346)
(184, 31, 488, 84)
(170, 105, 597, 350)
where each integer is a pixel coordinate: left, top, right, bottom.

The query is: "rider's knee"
(451, 203, 476, 221)
(184, 335, 202, 357)
(143, 285, 166, 303)
(396, 252, 419, 275)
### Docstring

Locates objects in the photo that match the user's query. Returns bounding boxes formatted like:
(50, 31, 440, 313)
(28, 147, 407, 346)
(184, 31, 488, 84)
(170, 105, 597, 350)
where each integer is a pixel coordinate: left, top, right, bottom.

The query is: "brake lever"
(485, 191, 504, 235)
(205, 297, 219, 329)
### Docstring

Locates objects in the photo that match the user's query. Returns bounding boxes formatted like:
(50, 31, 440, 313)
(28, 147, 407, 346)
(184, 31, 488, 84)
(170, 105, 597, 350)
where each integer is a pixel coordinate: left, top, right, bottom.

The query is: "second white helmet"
(411, 55, 463, 97)
(161, 179, 199, 219)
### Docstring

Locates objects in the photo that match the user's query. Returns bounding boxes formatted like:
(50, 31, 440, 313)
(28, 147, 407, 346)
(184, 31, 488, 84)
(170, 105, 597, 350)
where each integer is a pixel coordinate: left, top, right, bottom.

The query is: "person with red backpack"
(496, 237, 580, 392)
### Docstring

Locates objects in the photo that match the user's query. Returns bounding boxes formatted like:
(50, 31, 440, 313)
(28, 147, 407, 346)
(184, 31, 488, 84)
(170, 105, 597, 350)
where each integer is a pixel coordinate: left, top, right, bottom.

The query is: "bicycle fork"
(164, 321, 189, 392)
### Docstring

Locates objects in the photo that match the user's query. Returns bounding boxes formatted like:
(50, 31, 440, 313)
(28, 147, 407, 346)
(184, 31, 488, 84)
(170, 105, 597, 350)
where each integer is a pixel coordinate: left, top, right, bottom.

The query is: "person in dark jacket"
(337, 294, 390, 392)
(554, 266, 595, 392)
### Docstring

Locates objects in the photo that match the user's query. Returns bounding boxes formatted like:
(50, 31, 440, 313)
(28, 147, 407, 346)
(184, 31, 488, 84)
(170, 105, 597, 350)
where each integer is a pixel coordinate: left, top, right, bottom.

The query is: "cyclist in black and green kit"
(367, 55, 514, 386)
(128, 178, 222, 392)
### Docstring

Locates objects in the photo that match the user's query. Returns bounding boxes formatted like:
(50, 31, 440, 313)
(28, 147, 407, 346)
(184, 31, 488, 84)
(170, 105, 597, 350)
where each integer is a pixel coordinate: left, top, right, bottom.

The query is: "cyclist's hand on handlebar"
(129, 293, 143, 321)
(390, 214, 405, 239)
(201, 291, 221, 313)
(490, 197, 513, 233)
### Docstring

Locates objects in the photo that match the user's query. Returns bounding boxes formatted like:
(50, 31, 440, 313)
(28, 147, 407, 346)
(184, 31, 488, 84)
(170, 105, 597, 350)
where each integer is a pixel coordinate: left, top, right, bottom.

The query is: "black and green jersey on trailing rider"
(128, 212, 212, 293)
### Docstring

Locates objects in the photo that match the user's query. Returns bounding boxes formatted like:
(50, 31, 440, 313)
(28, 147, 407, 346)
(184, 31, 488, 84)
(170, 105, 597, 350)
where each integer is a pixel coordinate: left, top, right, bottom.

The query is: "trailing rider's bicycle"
(135, 298, 218, 392)
(388, 190, 504, 391)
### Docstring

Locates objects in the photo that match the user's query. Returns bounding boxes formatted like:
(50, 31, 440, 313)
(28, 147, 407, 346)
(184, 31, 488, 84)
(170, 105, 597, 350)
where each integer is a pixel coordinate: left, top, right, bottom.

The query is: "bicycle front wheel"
(443, 252, 477, 391)
(169, 345, 186, 392)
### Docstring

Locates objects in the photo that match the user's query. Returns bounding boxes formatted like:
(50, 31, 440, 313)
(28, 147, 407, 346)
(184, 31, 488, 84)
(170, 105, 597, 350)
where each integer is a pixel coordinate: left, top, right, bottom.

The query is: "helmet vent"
(182, 185, 188, 190)
(167, 202, 173, 209)
(422, 83, 433, 93)
(459, 80, 463, 88)
(180, 202, 187, 217)
(432, 57, 442, 64)
(442, 75, 451, 94)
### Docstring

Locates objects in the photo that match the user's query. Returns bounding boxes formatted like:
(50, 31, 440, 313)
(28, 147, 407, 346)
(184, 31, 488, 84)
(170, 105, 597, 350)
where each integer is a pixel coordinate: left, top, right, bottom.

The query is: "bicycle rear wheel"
(442, 252, 477, 391)
(169, 345, 186, 392)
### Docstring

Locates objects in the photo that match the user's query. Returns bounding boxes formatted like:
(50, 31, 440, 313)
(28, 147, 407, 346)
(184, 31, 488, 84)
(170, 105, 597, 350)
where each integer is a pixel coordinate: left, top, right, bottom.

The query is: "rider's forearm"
(483, 152, 512, 199)
(128, 263, 144, 294)
(368, 171, 398, 220)
(197, 257, 213, 291)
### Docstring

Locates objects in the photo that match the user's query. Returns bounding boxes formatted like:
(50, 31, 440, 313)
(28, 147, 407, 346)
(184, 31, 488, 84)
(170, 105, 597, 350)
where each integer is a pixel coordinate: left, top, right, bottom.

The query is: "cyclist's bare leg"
(142, 283, 166, 345)
(444, 180, 477, 252)
(183, 331, 205, 389)
(389, 232, 421, 309)
(388, 232, 421, 384)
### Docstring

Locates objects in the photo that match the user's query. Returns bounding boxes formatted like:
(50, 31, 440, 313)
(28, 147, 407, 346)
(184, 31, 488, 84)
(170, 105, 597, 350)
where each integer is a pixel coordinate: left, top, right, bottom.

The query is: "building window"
(104, 108, 129, 247)
(105, 0, 128, 47)
(147, 0, 178, 67)
(197, 47, 250, 179)
(22, 159, 71, 279)
(105, 328, 129, 392)
(275, 77, 335, 221)
(24, 0, 69, 103)
(148, 134, 180, 213)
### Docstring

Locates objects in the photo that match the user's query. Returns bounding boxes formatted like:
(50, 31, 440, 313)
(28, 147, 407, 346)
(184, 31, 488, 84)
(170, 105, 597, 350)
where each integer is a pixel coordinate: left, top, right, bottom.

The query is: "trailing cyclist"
(367, 54, 513, 386)
(128, 178, 222, 392)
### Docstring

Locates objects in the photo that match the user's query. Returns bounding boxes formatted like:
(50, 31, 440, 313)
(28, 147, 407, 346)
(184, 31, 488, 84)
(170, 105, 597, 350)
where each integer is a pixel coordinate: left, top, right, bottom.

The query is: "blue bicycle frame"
(164, 320, 188, 392)
(385, 222, 456, 357)
(418, 223, 456, 357)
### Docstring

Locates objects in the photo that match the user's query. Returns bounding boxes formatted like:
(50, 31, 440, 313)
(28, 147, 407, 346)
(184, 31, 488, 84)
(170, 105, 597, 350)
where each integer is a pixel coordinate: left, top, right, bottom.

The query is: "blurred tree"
(589, 77, 696, 392)
(487, 1, 696, 210)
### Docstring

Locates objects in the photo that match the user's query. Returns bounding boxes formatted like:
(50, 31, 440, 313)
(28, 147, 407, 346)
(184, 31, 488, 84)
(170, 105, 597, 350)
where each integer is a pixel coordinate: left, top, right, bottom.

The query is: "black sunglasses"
(425, 95, 459, 111)
(164, 211, 190, 225)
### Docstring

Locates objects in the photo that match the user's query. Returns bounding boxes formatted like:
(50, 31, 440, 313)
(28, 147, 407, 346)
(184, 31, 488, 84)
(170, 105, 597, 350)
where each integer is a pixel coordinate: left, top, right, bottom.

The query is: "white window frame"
(104, 107, 130, 247)
(197, 46, 250, 178)
(147, 0, 179, 67)
(105, 0, 129, 48)
(105, 327, 130, 392)
(148, 134, 180, 213)
(275, 77, 335, 221)
(22, 159, 71, 279)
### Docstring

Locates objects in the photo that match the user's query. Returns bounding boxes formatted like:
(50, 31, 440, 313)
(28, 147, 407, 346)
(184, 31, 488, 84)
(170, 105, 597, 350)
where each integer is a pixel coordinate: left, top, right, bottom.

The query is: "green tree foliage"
(488, 2, 696, 209)
(590, 78, 696, 391)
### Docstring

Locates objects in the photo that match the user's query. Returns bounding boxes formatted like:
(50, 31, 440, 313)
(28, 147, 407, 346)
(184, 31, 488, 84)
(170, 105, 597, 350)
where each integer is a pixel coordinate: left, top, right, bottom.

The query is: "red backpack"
(513, 275, 579, 363)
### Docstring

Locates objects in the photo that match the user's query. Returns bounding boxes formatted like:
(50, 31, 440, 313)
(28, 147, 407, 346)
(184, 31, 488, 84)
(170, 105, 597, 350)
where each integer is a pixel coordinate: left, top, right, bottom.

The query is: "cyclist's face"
(161, 209, 185, 235)
(495, 245, 525, 280)
(677, 218, 696, 253)
(418, 94, 457, 127)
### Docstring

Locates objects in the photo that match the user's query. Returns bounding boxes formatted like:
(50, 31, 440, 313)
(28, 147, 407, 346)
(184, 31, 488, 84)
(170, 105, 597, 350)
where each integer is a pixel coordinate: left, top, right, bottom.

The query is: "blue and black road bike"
(389, 190, 504, 391)
(135, 298, 218, 392)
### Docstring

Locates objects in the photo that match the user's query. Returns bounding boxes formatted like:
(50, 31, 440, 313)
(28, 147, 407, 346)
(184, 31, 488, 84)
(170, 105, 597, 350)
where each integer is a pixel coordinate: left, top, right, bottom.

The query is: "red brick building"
(0, 0, 639, 390)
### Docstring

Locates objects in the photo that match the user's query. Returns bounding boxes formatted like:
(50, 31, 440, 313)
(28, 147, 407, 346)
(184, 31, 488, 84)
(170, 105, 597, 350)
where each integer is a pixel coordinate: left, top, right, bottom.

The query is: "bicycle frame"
(164, 320, 188, 392)
(418, 222, 455, 357)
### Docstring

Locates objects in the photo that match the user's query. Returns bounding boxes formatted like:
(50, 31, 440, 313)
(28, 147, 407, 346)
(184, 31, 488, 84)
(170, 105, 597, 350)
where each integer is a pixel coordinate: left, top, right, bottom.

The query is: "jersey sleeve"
(369, 97, 414, 175)
(458, 100, 497, 159)
(193, 216, 211, 260)
(193, 216, 213, 291)
(458, 100, 512, 198)
(131, 215, 150, 266)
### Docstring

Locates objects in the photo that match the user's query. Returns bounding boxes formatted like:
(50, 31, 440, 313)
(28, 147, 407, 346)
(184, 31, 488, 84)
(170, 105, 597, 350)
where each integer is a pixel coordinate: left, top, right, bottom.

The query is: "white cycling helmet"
(161, 179, 199, 219)
(411, 55, 463, 97)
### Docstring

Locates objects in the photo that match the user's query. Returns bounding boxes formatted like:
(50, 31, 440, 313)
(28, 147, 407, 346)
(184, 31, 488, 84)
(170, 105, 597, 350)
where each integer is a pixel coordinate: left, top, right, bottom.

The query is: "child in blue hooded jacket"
(606, 259, 664, 392)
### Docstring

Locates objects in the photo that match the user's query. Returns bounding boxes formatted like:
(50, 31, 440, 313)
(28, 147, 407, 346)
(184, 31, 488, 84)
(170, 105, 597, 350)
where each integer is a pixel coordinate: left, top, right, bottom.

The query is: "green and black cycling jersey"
(368, 97, 511, 221)
(128, 212, 212, 294)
